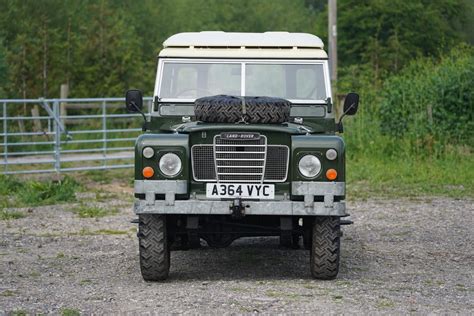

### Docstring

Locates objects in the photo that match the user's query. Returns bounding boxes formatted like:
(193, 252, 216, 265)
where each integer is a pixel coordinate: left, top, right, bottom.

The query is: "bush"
(379, 45, 474, 154)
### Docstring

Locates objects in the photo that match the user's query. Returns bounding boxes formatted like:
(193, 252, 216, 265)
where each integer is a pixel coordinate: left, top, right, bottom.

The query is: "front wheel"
(138, 214, 170, 281)
(310, 217, 341, 279)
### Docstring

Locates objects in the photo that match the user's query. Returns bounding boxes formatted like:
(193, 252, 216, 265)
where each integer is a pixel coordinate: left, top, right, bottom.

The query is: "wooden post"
(328, 0, 339, 117)
(31, 106, 42, 132)
(60, 83, 68, 125)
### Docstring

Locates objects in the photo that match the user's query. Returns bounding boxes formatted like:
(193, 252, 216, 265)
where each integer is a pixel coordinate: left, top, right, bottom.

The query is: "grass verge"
(0, 210, 25, 220)
(347, 154, 473, 199)
(0, 175, 81, 210)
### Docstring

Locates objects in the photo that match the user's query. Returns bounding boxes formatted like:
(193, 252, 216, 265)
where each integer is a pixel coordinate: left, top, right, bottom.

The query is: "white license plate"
(206, 183, 275, 200)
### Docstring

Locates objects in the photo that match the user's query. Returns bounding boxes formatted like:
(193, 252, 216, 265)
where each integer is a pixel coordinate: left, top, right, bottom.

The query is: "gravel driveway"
(1, 196, 473, 314)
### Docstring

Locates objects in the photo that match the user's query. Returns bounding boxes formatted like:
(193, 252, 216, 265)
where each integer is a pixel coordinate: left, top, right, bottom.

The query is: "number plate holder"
(206, 183, 275, 200)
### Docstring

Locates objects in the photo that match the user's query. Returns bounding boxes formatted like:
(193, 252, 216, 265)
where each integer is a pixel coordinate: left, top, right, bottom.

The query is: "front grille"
(215, 135, 266, 183)
(191, 134, 289, 183)
(191, 145, 215, 181)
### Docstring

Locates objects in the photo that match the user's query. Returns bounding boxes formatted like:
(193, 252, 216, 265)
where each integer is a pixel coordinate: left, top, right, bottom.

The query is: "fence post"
(102, 100, 107, 168)
(3, 102, 7, 173)
(53, 100, 61, 173)
(60, 84, 68, 125)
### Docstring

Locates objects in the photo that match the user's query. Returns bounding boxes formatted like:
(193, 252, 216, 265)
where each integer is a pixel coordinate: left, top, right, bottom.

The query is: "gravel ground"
(1, 196, 473, 314)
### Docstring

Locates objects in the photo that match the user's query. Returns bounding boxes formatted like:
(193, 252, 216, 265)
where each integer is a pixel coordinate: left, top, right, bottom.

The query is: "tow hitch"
(230, 199, 246, 218)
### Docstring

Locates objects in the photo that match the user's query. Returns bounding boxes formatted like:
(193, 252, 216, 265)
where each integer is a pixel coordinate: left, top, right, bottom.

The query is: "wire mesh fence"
(0, 97, 152, 175)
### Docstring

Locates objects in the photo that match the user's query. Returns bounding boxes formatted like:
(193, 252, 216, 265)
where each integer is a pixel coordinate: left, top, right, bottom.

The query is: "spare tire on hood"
(194, 95, 291, 124)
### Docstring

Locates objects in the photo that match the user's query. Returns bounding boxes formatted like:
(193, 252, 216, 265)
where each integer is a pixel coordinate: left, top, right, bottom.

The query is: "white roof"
(163, 31, 324, 49)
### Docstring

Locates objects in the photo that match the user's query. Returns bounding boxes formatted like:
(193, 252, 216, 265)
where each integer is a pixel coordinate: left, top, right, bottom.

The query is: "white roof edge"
(159, 47, 328, 58)
(163, 32, 324, 49)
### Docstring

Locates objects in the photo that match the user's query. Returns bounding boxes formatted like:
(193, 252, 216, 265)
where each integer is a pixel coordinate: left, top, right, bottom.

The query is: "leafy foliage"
(379, 46, 474, 152)
(0, 0, 317, 98)
(335, 0, 470, 78)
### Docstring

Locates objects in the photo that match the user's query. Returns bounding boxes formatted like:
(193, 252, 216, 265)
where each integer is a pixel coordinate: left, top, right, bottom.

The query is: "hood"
(170, 121, 312, 135)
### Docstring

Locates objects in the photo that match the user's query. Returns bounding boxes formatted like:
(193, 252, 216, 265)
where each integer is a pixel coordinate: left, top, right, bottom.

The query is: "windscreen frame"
(154, 58, 332, 108)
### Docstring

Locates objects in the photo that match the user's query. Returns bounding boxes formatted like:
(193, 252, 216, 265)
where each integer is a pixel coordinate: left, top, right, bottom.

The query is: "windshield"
(157, 60, 329, 102)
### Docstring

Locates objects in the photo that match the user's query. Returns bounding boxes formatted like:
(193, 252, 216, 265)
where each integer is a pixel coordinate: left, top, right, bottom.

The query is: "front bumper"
(134, 180, 346, 216)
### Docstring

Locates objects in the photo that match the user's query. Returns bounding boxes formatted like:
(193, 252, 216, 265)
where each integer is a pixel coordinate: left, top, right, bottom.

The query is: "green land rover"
(126, 31, 359, 281)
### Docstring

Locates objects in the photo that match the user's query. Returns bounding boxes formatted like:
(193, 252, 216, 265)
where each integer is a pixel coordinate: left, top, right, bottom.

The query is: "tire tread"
(138, 215, 170, 281)
(310, 217, 341, 280)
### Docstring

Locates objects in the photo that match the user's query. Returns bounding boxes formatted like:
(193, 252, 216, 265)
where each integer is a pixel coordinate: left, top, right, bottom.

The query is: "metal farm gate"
(0, 97, 152, 175)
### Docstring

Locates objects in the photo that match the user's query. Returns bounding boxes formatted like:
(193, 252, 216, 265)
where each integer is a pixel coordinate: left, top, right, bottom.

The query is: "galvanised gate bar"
(0, 97, 152, 175)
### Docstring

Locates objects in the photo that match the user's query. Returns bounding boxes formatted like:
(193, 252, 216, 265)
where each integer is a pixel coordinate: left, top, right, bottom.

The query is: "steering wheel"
(175, 88, 213, 98)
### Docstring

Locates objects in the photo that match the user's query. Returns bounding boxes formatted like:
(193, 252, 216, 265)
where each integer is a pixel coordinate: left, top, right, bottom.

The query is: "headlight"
(143, 147, 155, 159)
(298, 155, 321, 178)
(159, 153, 182, 177)
(326, 149, 337, 160)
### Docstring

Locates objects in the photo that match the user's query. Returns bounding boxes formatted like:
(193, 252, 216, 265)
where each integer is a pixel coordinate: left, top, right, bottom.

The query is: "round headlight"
(298, 155, 322, 178)
(326, 149, 338, 160)
(159, 153, 182, 177)
(143, 147, 155, 159)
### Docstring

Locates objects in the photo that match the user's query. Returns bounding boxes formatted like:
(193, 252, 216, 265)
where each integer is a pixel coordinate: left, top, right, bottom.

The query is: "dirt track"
(1, 196, 473, 314)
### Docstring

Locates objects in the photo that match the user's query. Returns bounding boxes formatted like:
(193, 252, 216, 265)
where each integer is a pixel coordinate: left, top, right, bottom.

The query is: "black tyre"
(310, 217, 341, 280)
(138, 214, 170, 281)
(194, 95, 290, 124)
(245, 97, 291, 124)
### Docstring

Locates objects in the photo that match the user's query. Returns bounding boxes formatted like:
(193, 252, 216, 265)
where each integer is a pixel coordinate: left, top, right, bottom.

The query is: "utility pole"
(328, 0, 338, 112)
(328, 0, 337, 83)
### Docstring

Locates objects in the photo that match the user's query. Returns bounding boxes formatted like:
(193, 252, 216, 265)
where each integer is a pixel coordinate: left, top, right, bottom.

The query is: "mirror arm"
(153, 96, 159, 112)
(336, 121, 344, 133)
(131, 101, 148, 131)
(336, 102, 356, 133)
(336, 112, 346, 133)
(326, 97, 332, 113)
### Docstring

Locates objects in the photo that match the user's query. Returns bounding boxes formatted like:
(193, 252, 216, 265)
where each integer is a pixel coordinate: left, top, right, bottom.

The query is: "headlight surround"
(142, 147, 155, 159)
(159, 153, 182, 177)
(298, 155, 322, 178)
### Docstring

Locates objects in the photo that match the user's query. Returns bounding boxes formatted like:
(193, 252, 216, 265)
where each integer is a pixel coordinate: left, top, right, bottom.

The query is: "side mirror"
(343, 92, 359, 116)
(125, 89, 143, 113)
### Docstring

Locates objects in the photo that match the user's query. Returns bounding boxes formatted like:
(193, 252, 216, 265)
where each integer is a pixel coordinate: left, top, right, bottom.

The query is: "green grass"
(93, 229, 128, 235)
(0, 175, 81, 210)
(347, 153, 474, 199)
(376, 297, 395, 309)
(0, 210, 25, 220)
(72, 204, 118, 218)
(0, 289, 17, 297)
(79, 279, 93, 285)
(17, 177, 81, 206)
(76, 228, 128, 236)
(61, 308, 80, 316)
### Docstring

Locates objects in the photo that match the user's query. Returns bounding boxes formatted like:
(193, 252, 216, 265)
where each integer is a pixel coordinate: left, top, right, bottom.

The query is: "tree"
(335, 0, 470, 77)
(0, 38, 7, 97)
